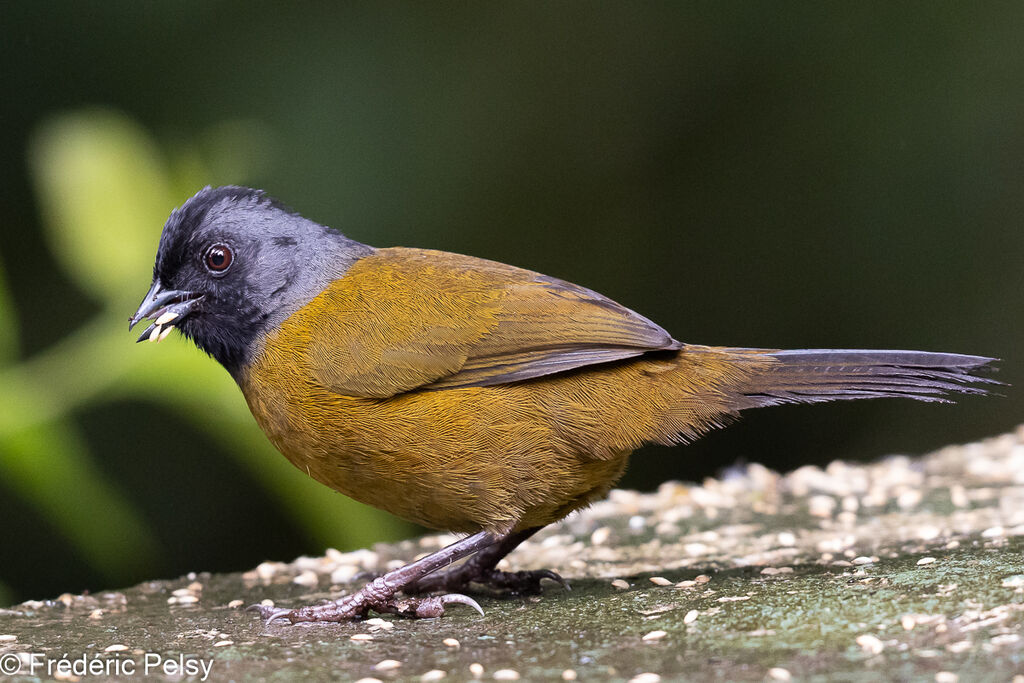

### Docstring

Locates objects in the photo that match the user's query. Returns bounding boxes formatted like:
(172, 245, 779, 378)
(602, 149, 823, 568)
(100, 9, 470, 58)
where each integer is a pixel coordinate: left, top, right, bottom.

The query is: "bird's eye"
(204, 244, 233, 273)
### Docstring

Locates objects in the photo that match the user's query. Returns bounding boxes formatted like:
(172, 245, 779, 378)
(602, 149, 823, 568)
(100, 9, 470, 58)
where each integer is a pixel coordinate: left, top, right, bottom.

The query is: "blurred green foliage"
(0, 110, 411, 593)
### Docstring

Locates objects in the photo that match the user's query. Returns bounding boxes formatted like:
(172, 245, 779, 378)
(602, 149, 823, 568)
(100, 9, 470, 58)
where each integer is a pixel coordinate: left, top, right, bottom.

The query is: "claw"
(537, 569, 571, 591)
(439, 593, 485, 617)
(245, 603, 295, 625)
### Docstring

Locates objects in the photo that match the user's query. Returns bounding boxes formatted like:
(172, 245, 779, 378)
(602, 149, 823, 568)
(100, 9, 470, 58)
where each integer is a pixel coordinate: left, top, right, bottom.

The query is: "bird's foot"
(247, 577, 484, 624)
(411, 566, 569, 596)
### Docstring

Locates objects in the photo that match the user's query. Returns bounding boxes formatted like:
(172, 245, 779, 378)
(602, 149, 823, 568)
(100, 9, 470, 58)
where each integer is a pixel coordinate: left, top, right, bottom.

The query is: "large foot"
(410, 566, 569, 596)
(249, 577, 484, 624)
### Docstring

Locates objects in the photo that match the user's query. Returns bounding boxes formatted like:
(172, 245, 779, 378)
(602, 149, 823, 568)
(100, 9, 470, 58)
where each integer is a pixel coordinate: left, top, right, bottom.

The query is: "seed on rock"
(470, 663, 484, 678)
(374, 660, 402, 671)
(214, 640, 233, 647)
(493, 670, 520, 680)
(228, 599, 244, 608)
(642, 630, 667, 641)
(684, 610, 698, 624)
(421, 670, 447, 681)
(934, 672, 958, 683)
(917, 557, 936, 566)
(350, 633, 373, 642)
(293, 570, 319, 587)
(611, 579, 630, 590)
(767, 668, 792, 681)
(855, 634, 884, 655)
(104, 644, 129, 652)
(628, 674, 661, 683)
(443, 637, 460, 649)
(694, 574, 711, 584)
(561, 670, 577, 681)
(0, 635, 17, 642)
(649, 577, 672, 586)
(590, 527, 611, 545)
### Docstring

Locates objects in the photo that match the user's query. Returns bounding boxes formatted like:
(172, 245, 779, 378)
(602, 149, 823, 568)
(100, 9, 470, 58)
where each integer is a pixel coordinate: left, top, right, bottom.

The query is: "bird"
(129, 186, 996, 623)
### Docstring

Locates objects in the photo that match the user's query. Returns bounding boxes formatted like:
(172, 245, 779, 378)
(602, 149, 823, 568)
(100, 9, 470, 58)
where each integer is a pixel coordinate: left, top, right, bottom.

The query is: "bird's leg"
(407, 526, 568, 596)
(251, 531, 498, 624)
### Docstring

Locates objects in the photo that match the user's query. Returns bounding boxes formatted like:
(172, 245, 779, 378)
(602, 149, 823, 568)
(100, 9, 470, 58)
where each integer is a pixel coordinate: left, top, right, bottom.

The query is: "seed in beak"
(149, 325, 162, 342)
(155, 311, 179, 326)
(157, 326, 175, 342)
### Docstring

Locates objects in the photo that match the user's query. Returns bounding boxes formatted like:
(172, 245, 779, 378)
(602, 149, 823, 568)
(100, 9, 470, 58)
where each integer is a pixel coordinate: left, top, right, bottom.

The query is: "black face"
(130, 186, 374, 375)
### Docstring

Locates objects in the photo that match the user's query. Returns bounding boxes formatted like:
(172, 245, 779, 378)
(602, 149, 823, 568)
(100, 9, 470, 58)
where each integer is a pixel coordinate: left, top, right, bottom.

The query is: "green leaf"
(28, 109, 177, 303)
(0, 421, 160, 583)
(0, 261, 19, 363)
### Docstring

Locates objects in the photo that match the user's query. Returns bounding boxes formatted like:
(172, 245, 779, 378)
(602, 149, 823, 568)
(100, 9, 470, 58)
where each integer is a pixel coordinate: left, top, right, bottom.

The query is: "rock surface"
(2, 429, 1024, 681)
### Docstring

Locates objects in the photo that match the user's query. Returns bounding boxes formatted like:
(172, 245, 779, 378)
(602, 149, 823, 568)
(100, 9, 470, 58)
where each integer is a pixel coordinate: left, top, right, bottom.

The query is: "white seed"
(856, 634, 884, 654)
(628, 674, 661, 683)
(354, 679, 384, 683)
(374, 659, 402, 671)
(694, 574, 711, 584)
(0, 635, 16, 642)
(901, 614, 916, 630)
(493, 670, 520, 681)
(590, 526, 611, 545)
(350, 633, 373, 642)
(421, 671, 447, 681)
(561, 670, 577, 681)
(155, 311, 179, 325)
(917, 557, 936, 566)
(293, 570, 318, 587)
(214, 640, 233, 647)
(642, 630, 667, 641)
(934, 672, 958, 683)
(768, 668, 792, 681)
(470, 663, 484, 678)
(443, 637, 461, 649)
(684, 609, 699, 624)
(157, 325, 174, 342)
(611, 579, 630, 590)
(149, 325, 162, 342)
(228, 599, 244, 608)
(649, 576, 672, 586)
(104, 644, 129, 652)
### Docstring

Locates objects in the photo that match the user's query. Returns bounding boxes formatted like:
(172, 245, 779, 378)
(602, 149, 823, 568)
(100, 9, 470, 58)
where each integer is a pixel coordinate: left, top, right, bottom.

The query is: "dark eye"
(204, 244, 233, 273)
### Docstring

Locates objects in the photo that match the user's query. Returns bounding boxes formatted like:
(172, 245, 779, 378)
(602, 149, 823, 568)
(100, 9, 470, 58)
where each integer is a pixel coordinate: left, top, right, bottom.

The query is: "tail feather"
(722, 348, 999, 409)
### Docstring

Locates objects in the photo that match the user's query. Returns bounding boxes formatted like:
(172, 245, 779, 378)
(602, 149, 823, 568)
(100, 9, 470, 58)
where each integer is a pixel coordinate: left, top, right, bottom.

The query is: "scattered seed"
(88, 609, 103, 620)
(421, 670, 446, 681)
(260, 599, 275, 607)
(982, 526, 1005, 538)
(493, 670, 520, 681)
(443, 637, 461, 649)
(852, 556, 874, 565)
(374, 659, 402, 671)
(917, 557, 936, 566)
(470, 663, 484, 678)
(935, 672, 958, 683)
(768, 667, 792, 681)
(649, 576, 672, 586)
(350, 633, 373, 642)
(293, 570, 319, 587)
(590, 526, 611, 545)
(717, 596, 750, 602)
(694, 574, 711, 584)
(901, 614, 916, 630)
(674, 580, 696, 589)
(228, 599, 244, 608)
(628, 674, 661, 683)
(0, 635, 16, 642)
(104, 644, 129, 652)
(642, 630, 667, 641)
(1001, 575, 1024, 588)
(684, 609, 699, 624)
(354, 679, 384, 683)
(214, 640, 233, 647)
(561, 670, 577, 681)
(777, 531, 796, 546)
(945, 641, 971, 653)
(611, 579, 630, 590)
(855, 634, 884, 655)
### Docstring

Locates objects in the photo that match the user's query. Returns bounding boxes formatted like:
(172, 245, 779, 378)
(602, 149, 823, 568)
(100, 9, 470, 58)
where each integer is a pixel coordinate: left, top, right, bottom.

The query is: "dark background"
(0, 3, 1019, 604)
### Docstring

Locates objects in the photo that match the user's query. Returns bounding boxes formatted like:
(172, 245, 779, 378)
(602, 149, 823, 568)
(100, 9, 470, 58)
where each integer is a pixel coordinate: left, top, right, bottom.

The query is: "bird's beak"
(129, 281, 204, 343)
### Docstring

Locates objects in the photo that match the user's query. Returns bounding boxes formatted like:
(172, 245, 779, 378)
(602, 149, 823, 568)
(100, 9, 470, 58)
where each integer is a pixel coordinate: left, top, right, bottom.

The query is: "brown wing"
(305, 247, 680, 398)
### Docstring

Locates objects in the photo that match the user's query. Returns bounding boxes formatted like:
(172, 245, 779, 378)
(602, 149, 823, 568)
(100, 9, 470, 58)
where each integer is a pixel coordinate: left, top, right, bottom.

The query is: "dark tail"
(724, 348, 999, 409)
